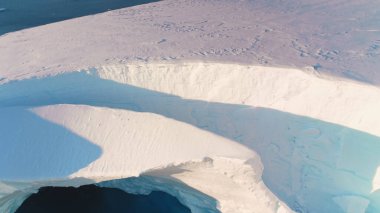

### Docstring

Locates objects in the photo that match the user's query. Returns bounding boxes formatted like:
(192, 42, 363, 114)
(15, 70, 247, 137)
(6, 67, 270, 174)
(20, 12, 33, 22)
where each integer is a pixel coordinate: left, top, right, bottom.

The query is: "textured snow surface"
(0, 0, 380, 212)
(0, 0, 379, 84)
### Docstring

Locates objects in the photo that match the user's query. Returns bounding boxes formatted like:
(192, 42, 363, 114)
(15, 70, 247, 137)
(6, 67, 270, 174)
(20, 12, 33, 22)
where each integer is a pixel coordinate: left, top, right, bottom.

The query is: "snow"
(98, 157, 291, 213)
(144, 157, 292, 213)
(0, 70, 291, 212)
(0, 0, 379, 84)
(333, 196, 370, 213)
(0, 0, 380, 212)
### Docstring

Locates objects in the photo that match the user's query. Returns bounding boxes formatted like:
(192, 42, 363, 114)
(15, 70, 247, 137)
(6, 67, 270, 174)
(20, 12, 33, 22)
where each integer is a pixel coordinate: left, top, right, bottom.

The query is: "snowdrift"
(1, 62, 380, 213)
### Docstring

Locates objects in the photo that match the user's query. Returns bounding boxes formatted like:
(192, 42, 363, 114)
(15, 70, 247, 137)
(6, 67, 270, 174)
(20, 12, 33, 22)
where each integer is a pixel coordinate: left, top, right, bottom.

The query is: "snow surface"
(0, 0, 380, 213)
(0, 68, 292, 213)
(0, 0, 379, 84)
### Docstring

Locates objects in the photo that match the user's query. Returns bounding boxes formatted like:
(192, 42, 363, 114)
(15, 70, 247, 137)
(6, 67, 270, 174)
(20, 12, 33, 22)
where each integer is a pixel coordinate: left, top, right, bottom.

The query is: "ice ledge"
(1, 62, 380, 212)
(0, 157, 292, 213)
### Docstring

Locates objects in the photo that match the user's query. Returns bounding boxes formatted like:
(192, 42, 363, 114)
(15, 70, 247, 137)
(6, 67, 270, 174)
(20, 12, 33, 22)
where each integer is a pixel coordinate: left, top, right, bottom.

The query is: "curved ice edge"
(1, 63, 380, 212)
(0, 172, 219, 213)
(1, 156, 277, 213)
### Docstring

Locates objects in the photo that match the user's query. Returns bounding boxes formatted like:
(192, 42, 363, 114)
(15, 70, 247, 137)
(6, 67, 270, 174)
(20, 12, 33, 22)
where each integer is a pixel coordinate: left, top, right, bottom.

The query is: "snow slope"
(0, 0, 380, 213)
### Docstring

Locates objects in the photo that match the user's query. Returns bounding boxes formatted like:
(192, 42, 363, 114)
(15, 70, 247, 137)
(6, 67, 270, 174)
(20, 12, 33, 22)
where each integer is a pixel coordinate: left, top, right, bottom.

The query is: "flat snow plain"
(0, 0, 380, 213)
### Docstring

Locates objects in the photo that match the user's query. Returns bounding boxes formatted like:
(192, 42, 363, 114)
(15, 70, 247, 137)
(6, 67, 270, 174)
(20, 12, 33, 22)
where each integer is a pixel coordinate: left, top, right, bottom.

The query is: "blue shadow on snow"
(0, 107, 102, 180)
(1, 71, 380, 212)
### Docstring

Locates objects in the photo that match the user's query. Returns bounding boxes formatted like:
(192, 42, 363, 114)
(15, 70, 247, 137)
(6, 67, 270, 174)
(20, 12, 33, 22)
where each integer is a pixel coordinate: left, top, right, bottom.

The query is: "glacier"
(0, 0, 380, 212)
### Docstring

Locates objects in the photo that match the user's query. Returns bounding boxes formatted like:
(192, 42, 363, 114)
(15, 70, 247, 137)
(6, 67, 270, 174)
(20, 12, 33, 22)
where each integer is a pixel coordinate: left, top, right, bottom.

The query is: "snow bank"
(0, 104, 278, 212)
(97, 62, 380, 212)
(98, 63, 380, 137)
(0, 65, 292, 213)
(1, 62, 379, 212)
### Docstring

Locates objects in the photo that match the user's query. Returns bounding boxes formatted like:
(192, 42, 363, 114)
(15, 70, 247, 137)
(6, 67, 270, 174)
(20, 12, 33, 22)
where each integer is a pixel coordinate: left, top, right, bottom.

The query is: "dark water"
(16, 185, 191, 213)
(0, 0, 158, 35)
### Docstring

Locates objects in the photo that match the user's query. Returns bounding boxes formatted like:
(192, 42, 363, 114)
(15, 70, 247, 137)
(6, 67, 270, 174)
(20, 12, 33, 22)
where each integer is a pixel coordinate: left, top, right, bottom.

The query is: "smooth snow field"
(0, 0, 380, 213)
